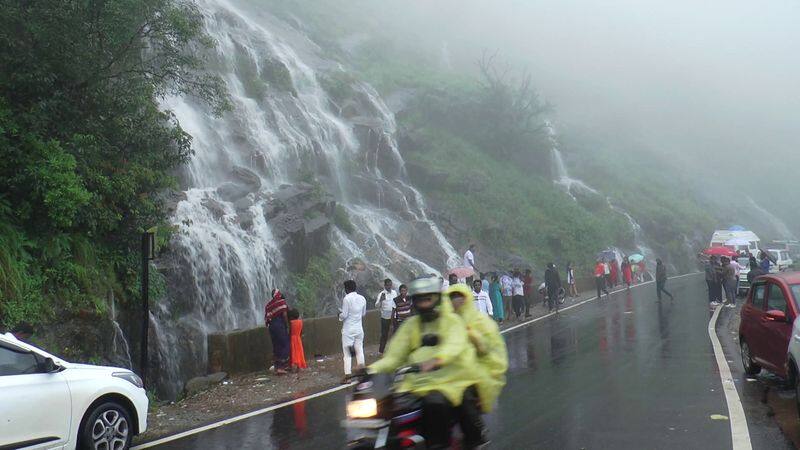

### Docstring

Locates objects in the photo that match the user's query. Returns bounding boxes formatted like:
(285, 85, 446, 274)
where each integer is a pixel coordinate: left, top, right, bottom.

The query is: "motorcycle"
(343, 365, 427, 449)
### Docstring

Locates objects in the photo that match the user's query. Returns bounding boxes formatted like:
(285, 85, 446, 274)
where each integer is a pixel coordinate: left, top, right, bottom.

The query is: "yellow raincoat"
(369, 295, 479, 406)
(444, 284, 508, 413)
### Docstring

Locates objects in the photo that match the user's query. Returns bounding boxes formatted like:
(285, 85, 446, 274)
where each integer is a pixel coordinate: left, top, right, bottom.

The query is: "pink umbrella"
(448, 266, 475, 279)
(703, 247, 737, 258)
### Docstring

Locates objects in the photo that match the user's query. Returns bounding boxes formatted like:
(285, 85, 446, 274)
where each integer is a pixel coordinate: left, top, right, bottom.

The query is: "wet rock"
(230, 166, 262, 190)
(237, 210, 255, 231)
(163, 190, 188, 216)
(201, 198, 227, 220)
(217, 182, 253, 202)
(184, 372, 228, 397)
(233, 196, 254, 213)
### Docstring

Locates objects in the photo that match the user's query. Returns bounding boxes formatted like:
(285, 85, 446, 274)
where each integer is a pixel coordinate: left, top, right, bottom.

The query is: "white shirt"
(473, 290, 493, 316)
(463, 250, 475, 268)
(500, 275, 513, 296)
(339, 292, 367, 335)
(512, 277, 524, 296)
(376, 289, 398, 320)
(603, 263, 611, 275)
(730, 260, 742, 277)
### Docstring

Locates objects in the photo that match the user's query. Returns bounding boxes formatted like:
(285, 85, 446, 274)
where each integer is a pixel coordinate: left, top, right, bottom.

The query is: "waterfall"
(108, 294, 133, 370)
(546, 121, 598, 200)
(151, 0, 458, 397)
(746, 196, 796, 239)
(546, 121, 655, 269)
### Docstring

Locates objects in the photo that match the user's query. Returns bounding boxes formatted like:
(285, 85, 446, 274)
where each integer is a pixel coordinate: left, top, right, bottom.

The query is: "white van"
(709, 229, 761, 255)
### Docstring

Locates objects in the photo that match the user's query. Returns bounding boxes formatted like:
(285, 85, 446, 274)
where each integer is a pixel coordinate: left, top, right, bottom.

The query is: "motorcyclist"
(369, 277, 479, 449)
(445, 284, 508, 449)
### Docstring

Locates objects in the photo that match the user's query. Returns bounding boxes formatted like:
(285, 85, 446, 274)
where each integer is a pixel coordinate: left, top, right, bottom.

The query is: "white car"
(0, 332, 148, 449)
(767, 249, 794, 272)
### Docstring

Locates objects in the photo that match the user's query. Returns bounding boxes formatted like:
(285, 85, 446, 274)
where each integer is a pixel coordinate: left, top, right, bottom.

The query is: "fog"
(339, 0, 800, 233)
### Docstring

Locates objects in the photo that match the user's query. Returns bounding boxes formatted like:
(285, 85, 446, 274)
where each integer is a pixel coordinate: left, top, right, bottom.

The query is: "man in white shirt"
(376, 278, 398, 354)
(471, 279, 493, 317)
(463, 244, 476, 271)
(500, 273, 513, 319)
(512, 271, 525, 320)
(339, 280, 366, 380)
(729, 257, 742, 295)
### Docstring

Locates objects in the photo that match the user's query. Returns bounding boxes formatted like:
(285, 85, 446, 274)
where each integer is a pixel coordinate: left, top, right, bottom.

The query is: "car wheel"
(78, 401, 133, 450)
(741, 339, 761, 376)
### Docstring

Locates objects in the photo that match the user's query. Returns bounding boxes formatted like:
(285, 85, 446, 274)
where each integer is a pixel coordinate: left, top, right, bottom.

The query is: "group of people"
(593, 257, 650, 298)
(263, 289, 308, 375)
(704, 251, 771, 307)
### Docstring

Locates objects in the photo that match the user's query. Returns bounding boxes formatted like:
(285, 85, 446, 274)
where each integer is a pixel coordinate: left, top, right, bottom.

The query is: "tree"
(0, 0, 228, 327)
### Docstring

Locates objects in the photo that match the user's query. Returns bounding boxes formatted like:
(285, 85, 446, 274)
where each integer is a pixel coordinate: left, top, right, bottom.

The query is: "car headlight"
(113, 371, 144, 389)
(347, 398, 377, 419)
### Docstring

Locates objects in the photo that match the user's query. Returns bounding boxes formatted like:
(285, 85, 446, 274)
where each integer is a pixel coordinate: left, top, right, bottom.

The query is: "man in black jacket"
(544, 263, 562, 313)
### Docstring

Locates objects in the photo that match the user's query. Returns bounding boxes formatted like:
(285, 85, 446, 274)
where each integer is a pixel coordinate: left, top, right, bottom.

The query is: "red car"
(739, 272, 800, 378)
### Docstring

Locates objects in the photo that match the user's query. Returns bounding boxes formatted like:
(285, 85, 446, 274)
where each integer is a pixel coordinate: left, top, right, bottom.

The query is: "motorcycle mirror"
(421, 334, 439, 347)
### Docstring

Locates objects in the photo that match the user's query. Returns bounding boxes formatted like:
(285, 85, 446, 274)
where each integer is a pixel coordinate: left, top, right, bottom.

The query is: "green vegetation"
(0, 0, 228, 329)
(333, 205, 355, 235)
(291, 251, 335, 316)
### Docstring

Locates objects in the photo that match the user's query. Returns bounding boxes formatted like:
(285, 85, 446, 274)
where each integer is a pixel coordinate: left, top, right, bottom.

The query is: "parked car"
(739, 272, 800, 380)
(0, 332, 148, 450)
(767, 248, 794, 272)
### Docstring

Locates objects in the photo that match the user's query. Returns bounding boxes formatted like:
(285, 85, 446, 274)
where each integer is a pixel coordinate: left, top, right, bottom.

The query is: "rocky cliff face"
(147, 0, 459, 398)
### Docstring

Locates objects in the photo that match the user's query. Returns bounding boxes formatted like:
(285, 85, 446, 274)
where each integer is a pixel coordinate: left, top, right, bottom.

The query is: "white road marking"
(133, 272, 700, 448)
(708, 305, 752, 450)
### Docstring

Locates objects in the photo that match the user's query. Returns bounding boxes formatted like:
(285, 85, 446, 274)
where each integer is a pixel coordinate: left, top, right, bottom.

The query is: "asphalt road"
(144, 276, 794, 449)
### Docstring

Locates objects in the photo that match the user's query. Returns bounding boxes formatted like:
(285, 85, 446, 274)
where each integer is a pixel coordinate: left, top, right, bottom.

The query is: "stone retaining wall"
(206, 276, 626, 375)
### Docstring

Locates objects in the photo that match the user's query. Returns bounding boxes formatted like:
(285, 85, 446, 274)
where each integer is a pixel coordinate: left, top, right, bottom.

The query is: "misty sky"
(350, 0, 799, 228)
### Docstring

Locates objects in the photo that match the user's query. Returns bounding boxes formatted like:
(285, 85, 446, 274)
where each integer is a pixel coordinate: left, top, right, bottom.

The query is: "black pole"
(140, 232, 151, 387)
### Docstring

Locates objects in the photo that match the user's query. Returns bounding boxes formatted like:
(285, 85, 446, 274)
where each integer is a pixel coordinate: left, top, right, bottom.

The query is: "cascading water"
(746, 196, 796, 239)
(546, 121, 655, 270)
(150, 0, 458, 397)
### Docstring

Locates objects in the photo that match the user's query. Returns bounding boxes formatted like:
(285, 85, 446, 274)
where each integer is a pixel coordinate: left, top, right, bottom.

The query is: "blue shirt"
(760, 258, 771, 272)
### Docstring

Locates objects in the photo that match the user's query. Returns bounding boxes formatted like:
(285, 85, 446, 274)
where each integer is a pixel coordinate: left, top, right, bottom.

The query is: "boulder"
(183, 372, 228, 397)
(230, 166, 262, 190)
(217, 182, 253, 202)
(201, 197, 227, 220)
(233, 196, 254, 213)
(237, 210, 255, 231)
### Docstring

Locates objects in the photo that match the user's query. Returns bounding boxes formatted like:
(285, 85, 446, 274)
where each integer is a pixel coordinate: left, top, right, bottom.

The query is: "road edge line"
(134, 272, 700, 448)
(708, 305, 752, 450)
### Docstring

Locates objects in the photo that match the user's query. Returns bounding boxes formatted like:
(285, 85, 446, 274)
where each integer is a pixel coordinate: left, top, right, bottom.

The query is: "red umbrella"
(703, 247, 737, 258)
(448, 266, 475, 279)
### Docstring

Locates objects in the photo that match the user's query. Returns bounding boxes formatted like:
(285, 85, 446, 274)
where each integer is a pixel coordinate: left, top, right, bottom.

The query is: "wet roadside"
(134, 283, 623, 445)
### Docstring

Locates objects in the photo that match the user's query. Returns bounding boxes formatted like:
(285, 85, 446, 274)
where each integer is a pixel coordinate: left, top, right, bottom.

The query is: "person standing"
(655, 259, 673, 300)
(340, 280, 367, 381)
(392, 284, 413, 332)
(500, 272, 513, 320)
(376, 278, 398, 354)
(472, 279, 494, 317)
(705, 256, 720, 306)
(722, 257, 737, 307)
(523, 269, 534, 318)
(289, 309, 308, 371)
(637, 261, 647, 283)
(489, 275, 505, 324)
(566, 262, 578, 298)
(730, 256, 742, 296)
(603, 260, 612, 288)
(759, 251, 772, 273)
(265, 289, 290, 375)
(594, 260, 610, 299)
(610, 260, 619, 287)
(545, 263, 562, 312)
(512, 271, 525, 320)
(622, 258, 633, 290)
(464, 244, 477, 271)
(713, 257, 725, 303)
(748, 255, 766, 285)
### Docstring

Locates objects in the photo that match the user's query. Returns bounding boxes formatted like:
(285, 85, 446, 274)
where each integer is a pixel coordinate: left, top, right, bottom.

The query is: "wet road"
(144, 276, 792, 449)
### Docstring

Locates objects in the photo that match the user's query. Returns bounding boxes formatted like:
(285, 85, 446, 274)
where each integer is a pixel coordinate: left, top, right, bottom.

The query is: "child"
(288, 309, 307, 371)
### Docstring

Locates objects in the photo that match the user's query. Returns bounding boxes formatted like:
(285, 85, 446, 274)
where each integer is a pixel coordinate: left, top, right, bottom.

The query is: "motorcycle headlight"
(347, 398, 378, 419)
(113, 371, 144, 389)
